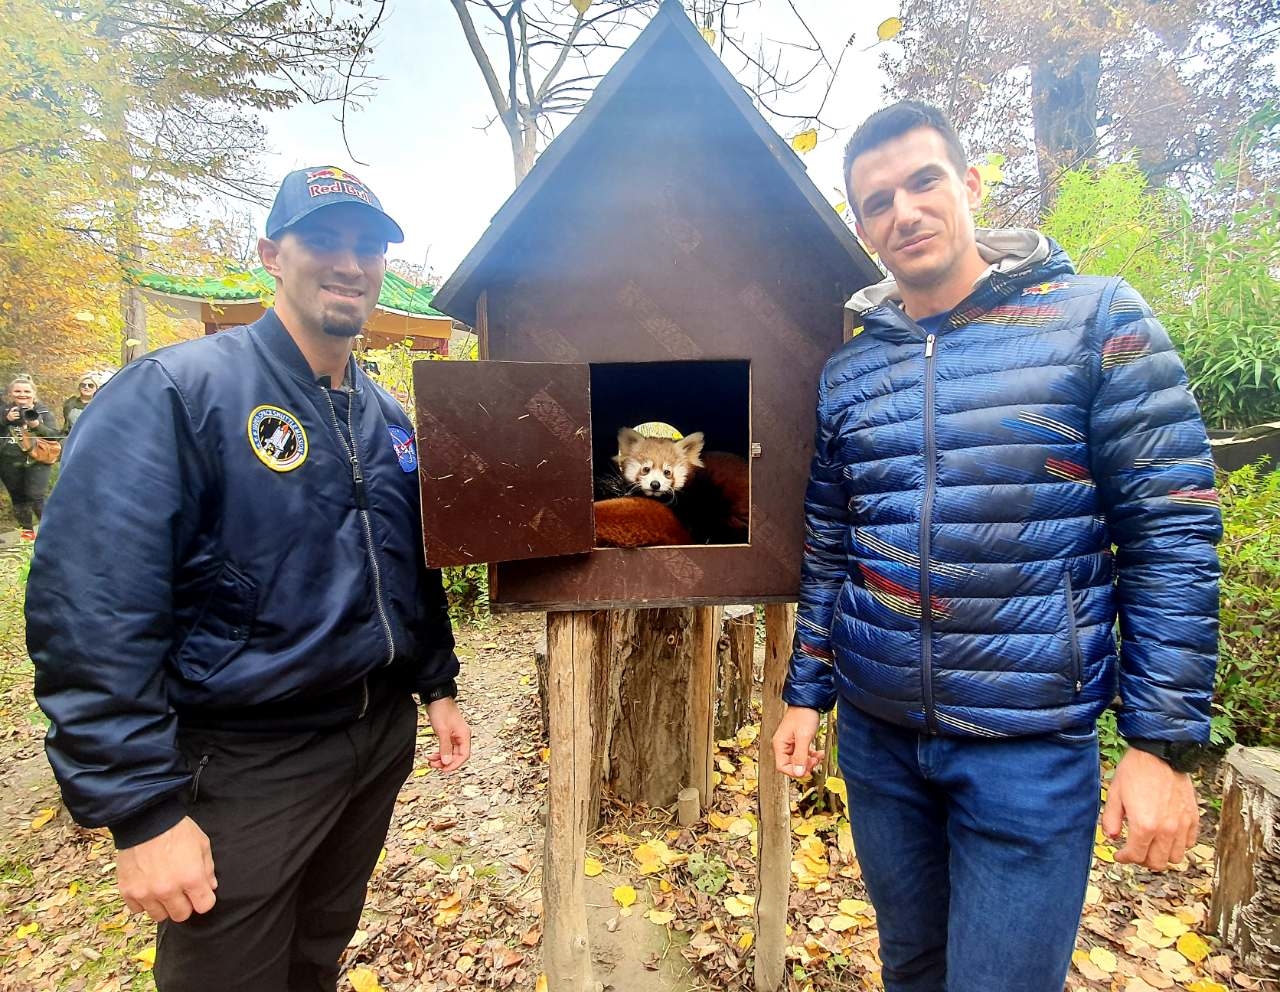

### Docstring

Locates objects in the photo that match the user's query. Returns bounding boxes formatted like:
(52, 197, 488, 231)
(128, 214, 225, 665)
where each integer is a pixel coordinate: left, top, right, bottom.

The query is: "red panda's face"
(613, 429, 704, 499)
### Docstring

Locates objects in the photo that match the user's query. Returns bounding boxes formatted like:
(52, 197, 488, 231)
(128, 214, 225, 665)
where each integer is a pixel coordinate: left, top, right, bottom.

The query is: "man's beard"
(320, 313, 364, 338)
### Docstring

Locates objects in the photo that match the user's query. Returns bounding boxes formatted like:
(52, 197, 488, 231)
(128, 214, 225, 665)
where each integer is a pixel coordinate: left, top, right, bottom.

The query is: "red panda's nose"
(649, 480, 661, 491)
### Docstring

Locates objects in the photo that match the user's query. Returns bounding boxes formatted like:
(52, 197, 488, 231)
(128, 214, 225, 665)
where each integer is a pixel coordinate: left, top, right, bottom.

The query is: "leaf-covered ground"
(0, 543, 1265, 991)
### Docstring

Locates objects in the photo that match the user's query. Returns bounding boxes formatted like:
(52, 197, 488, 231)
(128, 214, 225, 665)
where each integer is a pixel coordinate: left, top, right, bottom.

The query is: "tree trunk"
(1030, 49, 1101, 214)
(534, 606, 723, 827)
(1211, 746, 1280, 979)
(715, 604, 755, 740)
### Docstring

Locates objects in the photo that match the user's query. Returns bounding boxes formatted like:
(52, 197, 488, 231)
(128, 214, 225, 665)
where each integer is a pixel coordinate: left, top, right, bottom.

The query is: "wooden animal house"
(419, 3, 879, 989)
(421, 4, 877, 612)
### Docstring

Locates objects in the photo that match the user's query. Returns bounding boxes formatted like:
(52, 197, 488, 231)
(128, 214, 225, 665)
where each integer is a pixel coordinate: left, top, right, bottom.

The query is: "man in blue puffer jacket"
(772, 102, 1221, 992)
(27, 168, 470, 990)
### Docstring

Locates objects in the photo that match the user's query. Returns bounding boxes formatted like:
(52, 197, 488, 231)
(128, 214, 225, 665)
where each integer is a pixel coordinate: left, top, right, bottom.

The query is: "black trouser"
(0, 457, 51, 528)
(154, 683, 417, 992)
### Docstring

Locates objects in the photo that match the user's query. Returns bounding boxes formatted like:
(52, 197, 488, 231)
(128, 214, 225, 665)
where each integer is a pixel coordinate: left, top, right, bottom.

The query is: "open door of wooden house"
(412, 360, 594, 567)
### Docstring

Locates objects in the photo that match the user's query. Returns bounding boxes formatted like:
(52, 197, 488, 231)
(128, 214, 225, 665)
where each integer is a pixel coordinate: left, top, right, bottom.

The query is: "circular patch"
(632, 421, 683, 440)
(388, 425, 417, 473)
(247, 405, 308, 472)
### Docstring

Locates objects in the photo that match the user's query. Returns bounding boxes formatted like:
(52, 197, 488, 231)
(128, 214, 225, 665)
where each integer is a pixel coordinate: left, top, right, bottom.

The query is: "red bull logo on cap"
(306, 167, 373, 205)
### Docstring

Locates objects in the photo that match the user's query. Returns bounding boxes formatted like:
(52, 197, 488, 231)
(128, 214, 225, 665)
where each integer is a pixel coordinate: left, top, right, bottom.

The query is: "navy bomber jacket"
(27, 311, 459, 846)
(783, 230, 1222, 743)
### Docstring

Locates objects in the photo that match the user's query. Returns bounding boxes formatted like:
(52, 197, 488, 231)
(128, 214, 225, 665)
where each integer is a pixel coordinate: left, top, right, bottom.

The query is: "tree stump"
(715, 605, 756, 740)
(1211, 746, 1280, 979)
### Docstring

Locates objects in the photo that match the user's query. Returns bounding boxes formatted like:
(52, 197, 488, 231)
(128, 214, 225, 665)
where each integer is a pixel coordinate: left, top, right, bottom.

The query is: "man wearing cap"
(27, 168, 469, 990)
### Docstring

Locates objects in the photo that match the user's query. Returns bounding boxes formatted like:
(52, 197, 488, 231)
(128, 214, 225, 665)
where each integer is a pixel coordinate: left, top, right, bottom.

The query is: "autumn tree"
(449, 0, 857, 184)
(884, 0, 1280, 218)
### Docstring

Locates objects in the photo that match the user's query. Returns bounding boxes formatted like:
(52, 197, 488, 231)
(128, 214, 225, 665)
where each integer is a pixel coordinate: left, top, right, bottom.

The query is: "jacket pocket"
(1063, 571, 1083, 693)
(173, 561, 257, 683)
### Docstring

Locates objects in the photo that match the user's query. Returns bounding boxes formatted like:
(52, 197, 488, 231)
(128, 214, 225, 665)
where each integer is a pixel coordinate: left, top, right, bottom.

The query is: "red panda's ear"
(617, 427, 643, 453)
(677, 432, 705, 464)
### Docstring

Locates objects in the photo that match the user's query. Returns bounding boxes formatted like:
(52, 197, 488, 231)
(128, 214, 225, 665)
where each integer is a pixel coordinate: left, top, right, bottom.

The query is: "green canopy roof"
(131, 267, 447, 318)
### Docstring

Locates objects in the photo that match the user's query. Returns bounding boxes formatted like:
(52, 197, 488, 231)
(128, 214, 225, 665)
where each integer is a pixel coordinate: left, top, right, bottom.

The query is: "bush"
(442, 564, 489, 625)
(1212, 462, 1280, 747)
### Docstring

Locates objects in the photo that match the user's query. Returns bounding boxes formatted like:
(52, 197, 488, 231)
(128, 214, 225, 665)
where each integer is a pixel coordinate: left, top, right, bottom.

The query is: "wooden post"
(755, 603, 793, 992)
(687, 605, 722, 806)
(1210, 746, 1280, 979)
(543, 611, 595, 992)
(677, 786, 701, 827)
(715, 605, 756, 740)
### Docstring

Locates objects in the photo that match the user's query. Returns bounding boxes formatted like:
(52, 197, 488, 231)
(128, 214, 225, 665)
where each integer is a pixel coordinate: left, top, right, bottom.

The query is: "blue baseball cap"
(265, 166, 404, 244)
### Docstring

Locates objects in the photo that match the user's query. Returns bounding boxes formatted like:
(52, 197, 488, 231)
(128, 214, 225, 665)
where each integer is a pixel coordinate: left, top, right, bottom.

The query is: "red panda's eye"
(640, 467, 649, 475)
(664, 469, 672, 478)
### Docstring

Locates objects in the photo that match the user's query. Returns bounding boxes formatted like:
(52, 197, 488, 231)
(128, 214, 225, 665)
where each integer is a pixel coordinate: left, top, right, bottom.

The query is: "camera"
(7, 406, 39, 425)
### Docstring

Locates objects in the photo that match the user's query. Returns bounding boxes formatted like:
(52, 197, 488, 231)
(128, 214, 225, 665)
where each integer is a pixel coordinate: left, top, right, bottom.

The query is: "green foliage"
(442, 565, 489, 625)
(685, 850, 729, 895)
(1211, 462, 1280, 747)
(1044, 162, 1280, 430)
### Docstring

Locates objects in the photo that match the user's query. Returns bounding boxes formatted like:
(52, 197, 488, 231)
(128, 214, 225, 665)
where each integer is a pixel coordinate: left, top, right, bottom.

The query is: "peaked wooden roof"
(432, 0, 878, 322)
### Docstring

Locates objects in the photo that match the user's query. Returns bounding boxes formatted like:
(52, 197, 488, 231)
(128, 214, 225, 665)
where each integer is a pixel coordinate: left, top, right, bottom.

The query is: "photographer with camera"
(1, 375, 59, 540)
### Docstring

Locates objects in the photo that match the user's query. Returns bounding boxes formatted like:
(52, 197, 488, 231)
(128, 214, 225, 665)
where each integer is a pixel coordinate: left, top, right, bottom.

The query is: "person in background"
(1, 375, 58, 540)
(62, 373, 101, 434)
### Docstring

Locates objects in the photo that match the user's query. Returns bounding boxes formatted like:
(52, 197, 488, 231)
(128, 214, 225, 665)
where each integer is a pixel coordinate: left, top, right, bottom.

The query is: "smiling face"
(849, 126, 985, 298)
(258, 203, 387, 339)
(7, 381, 34, 408)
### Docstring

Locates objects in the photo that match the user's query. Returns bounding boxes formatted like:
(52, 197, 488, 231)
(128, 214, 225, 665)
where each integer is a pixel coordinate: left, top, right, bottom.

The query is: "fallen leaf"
(535, 977, 548, 992)
(612, 885, 637, 909)
(12, 922, 38, 940)
(1089, 946, 1117, 974)
(724, 895, 754, 918)
(645, 910, 675, 926)
(1177, 931, 1210, 963)
(1184, 981, 1228, 992)
(838, 899, 869, 917)
(1152, 914, 1188, 938)
(738, 930, 754, 951)
(827, 914, 858, 933)
(1155, 947, 1188, 977)
(30, 808, 55, 831)
(790, 129, 817, 154)
(135, 946, 157, 970)
(348, 968, 382, 992)
(583, 857, 604, 877)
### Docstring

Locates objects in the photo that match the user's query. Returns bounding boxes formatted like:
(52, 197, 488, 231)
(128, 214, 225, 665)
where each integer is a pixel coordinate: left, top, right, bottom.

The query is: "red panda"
(594, 427, 748, 547)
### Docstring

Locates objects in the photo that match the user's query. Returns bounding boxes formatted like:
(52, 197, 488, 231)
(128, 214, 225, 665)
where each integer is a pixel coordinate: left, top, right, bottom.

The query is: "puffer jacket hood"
(784, 232, 1221, 742)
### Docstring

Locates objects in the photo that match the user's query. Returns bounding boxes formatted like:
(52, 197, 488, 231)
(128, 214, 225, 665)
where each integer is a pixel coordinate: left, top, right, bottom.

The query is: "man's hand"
(426, 697, 471, 774)
(1101, 748, 1199, 870)
(771, 705, 824, 779)
(116, 816, 217, 923)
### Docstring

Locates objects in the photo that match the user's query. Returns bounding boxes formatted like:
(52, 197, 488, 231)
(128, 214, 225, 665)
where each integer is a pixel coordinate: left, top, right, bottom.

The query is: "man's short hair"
(842, 101, 968, 216)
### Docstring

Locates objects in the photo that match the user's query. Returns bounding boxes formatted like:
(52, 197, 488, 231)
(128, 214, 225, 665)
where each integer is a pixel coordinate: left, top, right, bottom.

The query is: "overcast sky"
(253, 1, 902, 283)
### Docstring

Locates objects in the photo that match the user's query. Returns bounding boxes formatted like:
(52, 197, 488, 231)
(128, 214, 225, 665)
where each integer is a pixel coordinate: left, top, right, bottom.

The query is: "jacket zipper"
(1064, 571, 1083, 693)
(321, 381, 395, 717)
(921, 332, 938, 734)
(190, 754, 210, 804)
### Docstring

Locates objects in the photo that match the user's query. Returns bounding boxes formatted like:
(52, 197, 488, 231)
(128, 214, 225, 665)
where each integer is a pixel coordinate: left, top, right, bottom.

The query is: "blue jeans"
(836, 704, 1100, 992)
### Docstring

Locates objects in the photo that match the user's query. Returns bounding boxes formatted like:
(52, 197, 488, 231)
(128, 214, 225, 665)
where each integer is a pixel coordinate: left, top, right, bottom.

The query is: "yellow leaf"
(700, 27, 716, 45)
(837, 820, 855, 858)
(718, 757, 736, 774)
(737, 930, 754, 951)
(348, 968, 382, 992)
(736, 725, 759, 747)
(612, 885, 637, 909)
(30, 808, 55, 831)
(1088, 946, 1117, 973)
(645, 910, 675, 925)
(1094, 843, 1115, 863)
(1153, 914, 1187, 938)
(1135, 917, 1175, 947)
(1184, 981, 1228, 992)
(790, 129, 818, 154)
(728, 817, 754, 838)
(584, 857, 604, 877)
(724, 895, 755, 918)
(536, 976, 549, 992)
(134, 946, 157, 970)
(13, 922, 38, 939)
(827, 914, 858, 932)
(1155, 947, 1187, 974)
(708, 811, 734, 831)
(834, 201, 848, 216)
(975, 152, 1005, 188)
(1176, 931, 1210, 963)
(876, 16, 903, 41)
(838, 898, 869, 917)
(570, 0, 592, 14)
(824, 776, 848, 803)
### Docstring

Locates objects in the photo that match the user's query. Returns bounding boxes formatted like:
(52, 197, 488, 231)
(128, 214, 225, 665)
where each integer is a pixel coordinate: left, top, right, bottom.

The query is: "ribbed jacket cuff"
(109, 794, 187, 850)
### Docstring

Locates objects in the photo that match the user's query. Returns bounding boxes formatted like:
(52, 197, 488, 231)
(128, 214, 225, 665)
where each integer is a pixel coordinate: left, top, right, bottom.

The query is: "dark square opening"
(589, 360, 750, 548)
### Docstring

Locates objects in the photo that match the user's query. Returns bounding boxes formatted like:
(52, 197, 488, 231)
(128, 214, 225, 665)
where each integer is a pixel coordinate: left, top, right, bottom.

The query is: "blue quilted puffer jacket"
(783, 230, 1222, 742)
